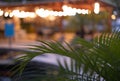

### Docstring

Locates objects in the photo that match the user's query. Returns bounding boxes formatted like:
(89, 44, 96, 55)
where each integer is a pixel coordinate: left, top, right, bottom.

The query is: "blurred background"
(0, 0, 120, 81)
(0, 0, 119, 44)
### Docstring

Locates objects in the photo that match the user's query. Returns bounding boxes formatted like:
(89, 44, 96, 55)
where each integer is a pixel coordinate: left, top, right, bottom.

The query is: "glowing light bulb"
(4, 12, 9, 17)
(0, 9, 3, 16)
(94, 2, 100, 14)
(111, 14, 116, 20)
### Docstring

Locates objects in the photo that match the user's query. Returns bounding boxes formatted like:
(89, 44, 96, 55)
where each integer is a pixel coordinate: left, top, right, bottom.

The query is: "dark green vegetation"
(12, 30, 120, 81)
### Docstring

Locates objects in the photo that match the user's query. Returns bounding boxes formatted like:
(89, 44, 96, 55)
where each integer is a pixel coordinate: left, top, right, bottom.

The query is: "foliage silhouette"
(13, 30, 120, 81)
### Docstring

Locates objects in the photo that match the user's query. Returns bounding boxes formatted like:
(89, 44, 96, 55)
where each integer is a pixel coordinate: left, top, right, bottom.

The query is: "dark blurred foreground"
(0, 48, 59, 81)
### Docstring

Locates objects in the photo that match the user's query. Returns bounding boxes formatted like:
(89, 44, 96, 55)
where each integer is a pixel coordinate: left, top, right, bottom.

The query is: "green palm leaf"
(12, 30, 120, 81)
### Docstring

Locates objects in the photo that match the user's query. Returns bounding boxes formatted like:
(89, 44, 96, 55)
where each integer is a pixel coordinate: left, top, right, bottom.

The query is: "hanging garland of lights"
(0, 2, 100, 18)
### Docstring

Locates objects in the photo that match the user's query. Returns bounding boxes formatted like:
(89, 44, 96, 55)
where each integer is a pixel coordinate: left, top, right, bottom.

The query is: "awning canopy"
(0, 0, 116, 7)
(0, 0, 115, 11)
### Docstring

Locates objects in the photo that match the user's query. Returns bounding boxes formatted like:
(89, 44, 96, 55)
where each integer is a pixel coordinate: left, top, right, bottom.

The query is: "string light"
(35, 5, 89, 18)
(10, 10, 36, 18)
(0, 5, 89, 18)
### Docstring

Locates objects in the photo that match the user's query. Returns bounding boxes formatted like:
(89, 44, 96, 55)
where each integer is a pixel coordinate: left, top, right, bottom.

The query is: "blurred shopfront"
(0, 0, 115, 42)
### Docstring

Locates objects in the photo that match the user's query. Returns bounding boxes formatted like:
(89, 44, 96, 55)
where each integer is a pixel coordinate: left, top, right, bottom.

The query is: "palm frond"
(12, 30, 120, 81)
